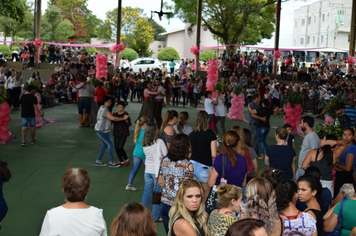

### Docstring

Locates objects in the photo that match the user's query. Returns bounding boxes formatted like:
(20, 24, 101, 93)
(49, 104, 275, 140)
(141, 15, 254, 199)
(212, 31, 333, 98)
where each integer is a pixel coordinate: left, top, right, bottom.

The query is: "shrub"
(157, 47, 180, 61)
(200, 49, 216, 62)
(87, 47, 97, 54)
(0, 45, 12, 57)
(121, 48, 138, 61)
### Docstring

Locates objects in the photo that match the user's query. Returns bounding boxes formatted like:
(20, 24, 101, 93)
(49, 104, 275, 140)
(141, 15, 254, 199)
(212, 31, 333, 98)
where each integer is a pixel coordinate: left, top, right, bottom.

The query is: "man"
(234, 50, 242, 63)
(296, 116, 320, 179)
(344, 98, 356, 128)
(285, 55, 293, 67)
(154, 78, 165, 129)
(335, 102, 351, 130)
(298, 63, 308, 82)
(179, 59, 186, 73)
(248, 94, 261, 156)
(321, 55, 329, 68)
(161, 63, 167, 74)
(20, 85, 43, 147)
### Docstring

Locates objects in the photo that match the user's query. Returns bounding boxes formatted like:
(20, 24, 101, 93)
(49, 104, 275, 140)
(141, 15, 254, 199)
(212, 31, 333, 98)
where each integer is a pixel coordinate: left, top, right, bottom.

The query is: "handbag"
(205, 154, 226, 215)
(326, 198, 347, 236)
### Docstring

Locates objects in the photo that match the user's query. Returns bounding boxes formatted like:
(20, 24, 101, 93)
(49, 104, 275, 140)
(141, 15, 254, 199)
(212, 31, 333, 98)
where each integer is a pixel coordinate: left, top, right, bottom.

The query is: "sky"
(40, 0, 320, 47)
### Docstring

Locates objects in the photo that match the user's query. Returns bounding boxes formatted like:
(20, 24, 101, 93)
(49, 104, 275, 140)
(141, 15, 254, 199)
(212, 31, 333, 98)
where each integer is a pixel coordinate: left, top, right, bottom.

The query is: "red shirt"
(258, 86, 267, 97)
(95, 87, 108, 102)
(286, 58, 292, 67)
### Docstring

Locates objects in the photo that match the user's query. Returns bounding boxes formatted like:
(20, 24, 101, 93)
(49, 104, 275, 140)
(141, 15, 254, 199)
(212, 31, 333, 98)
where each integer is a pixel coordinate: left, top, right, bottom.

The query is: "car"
(129, 57, 162, 72)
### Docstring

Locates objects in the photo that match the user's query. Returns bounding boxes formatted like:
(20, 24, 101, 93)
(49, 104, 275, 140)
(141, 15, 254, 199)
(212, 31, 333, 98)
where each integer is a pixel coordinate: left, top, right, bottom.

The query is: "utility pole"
(350, 0, 356, 57)
(272, 0, 281, 75)
(116, 0, 122, 72)
(34, 0, 41, 68)
(195, 0, 202, 78)
(33, 0, 37, 41)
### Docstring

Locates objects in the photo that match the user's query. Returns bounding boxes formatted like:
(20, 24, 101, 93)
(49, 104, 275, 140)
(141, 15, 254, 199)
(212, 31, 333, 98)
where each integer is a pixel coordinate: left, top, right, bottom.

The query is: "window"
(158, 45, 162, 49)
(322, 14, 325, 22)
(295, 21, 297, 28)
(307, 36, 310, 44)
(301, 19, 305, 26)
(300, 38, 304, 45)
(314, 15, 316, 23)
(321, 35, 324, 43)
(313, 36, 315, 44)
(294, 39, 296, 46)
(308, 17, 311, 25)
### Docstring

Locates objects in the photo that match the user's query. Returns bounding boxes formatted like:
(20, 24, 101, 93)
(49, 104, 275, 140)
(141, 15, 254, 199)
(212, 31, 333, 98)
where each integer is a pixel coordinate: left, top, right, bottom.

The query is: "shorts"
(190, 160, 210, 183)
(21, 117, 35, 128)
(78, 98, 91, 115)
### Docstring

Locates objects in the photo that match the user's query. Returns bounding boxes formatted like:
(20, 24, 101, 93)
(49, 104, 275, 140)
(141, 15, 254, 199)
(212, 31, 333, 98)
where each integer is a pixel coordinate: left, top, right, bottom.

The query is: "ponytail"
(177, 112, 189, 134)
(134, 117, 149, 144)
(160, 110, 178, 131)
(223, 131, 240, 168)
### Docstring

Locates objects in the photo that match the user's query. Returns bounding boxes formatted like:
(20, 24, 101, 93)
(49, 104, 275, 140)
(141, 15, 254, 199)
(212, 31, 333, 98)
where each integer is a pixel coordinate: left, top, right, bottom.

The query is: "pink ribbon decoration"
(284, 102, 304, 137)
(42, 117, 59, 123)
(273, 50, 282, 75)
(109, 43, 125, 71)
(206, 59, 219, 99)
(346, 55, 356, 65)
(33, 38, 43, 64)
(190, 45, 199, 55)
(227, 93, 248, 122)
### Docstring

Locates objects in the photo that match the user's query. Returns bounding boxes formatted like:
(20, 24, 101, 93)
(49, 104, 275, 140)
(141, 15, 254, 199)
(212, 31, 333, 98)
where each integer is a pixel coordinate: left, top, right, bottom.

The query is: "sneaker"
(117, 162, 125, 166)
(125, 185, 137, 191)
(31, 139, 36, 145)
(22, 142, 26, 147)
(124, 159, 130, 166)
(50, 62, 53, 64)
(109, 163, 121, 168)
(95, 162, 107, 166)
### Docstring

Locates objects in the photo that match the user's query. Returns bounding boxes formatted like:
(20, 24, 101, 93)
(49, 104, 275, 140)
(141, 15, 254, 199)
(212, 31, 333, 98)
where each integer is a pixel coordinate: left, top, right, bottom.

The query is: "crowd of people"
(1, 46, 356, 236)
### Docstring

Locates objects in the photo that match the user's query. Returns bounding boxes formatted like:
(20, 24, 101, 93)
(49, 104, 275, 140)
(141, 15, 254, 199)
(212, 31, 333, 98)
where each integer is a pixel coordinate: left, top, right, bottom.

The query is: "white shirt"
(204, 98, 215, 115)
(143, 139, 168, 175)
(155, 85, 165, 100)
(5, 76, 13, 89)
(214, 95, 226, 116)
(72, 82, 94, 97)
(39, 206, 107, 236)
(173, 124, 193, 136)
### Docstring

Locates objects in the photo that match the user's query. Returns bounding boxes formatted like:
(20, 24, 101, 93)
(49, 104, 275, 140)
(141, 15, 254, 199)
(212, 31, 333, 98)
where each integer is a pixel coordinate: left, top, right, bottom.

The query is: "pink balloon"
(0, 126, 9, 133)
(0, 111, 7, 119)
(0, 133, 10, 142)
(3, 116, 11, 122)
(37, 105, 42, 110)
(1, 103, 10, 110)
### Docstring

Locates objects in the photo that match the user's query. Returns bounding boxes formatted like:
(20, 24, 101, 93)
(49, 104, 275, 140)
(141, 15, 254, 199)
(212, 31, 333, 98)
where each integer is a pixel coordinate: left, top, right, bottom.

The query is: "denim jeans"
(312, 99, 317, 115)
(190, 160, 210, 183)
(182, 91, 187, 106)
(160, 202, 172, 233)
(281, 73, 287, 80)
(95, 131, 114, 164)
(249, 124, 260, 156)
(141, 173, 162, 221)
(128, 156, 145, 185)
(117, 89, 127, 103)
(257, 127, 269, 156)
(193, 93, 199, 107)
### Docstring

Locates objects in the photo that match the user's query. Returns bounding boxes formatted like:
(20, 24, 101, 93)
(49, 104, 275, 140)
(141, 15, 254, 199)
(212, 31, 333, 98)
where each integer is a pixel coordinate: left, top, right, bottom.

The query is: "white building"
(293, 0, 351, 49)
(149, 23, 226, 59)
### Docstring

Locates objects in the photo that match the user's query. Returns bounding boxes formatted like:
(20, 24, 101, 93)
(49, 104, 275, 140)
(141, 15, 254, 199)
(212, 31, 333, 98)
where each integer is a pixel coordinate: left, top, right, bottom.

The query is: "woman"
(231, 126, 254, 176)
(12, 71, 22, 109)
(208, 130, 247, 188)
(193, 79, 202, 108)
(243, 128, 259, 180)
(94, 96, 129, 167)
(0, 159, 11, 229)
(126, 117, 149, 191)
(172, 76, 180, 106)
(169, 59, 175, 75)
(204, 91, 216, 133)
(110, 202, 156, 236)
(302, 134, 337, 197)
(158, 134, 194, 233)
(173, 111, 193, 135)
(21, 50, 29, 69)
(334, 128, 356, 197)
(160, 110, 178, 148)
(39, 168, 107, 236)
(212, 88, 226, 138)
(298, 175, 323, 236)
(136, 82, 158, 123)
(164, 77, 172, 106)
(265, 127, 297, 181)
(225, 219, 268, 236)
(88, 65, 95, 76)
(113, 101, 132, 166)
(292, 63, 298, 82)
(168, 179, 208, 236)
(208, 184, 243, 236)
(54, 64, 62, 74)
(28, 45, 35, 70)
(324, 177, 356, 236)
(258, 168, 284, 191)
(141, 122, 168, 222)
(244, 178, 283, 236)
(5, 70, 13, 107)
(276, 180, 317, 236)
(189, 111, 217, 197)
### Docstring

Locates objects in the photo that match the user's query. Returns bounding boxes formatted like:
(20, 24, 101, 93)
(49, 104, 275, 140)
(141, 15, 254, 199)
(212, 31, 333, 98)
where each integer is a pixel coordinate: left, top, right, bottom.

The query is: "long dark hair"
(276, 180, 298, 212)
(223, 131, 240, 168)
(243, 128, 252, 147)
(167, 134, 190, 161)
(176, 112, 189, 134)
(0, 159, 12, 182)
(298, 175, 323, 211)
(319, 134, 337, 166)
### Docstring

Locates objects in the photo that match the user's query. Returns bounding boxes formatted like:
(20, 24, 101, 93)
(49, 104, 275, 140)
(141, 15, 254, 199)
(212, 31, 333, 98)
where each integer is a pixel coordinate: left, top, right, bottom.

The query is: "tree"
(0, 0, 26, 23)
(157, 47, 180, 61)
(167, 0, 276, 53)
(148, 19, 166, 40)
(54, 19, 75, 43)
(87, 47, 97, 54)
(120, 48, 138, 61)
(200, 49, 216, 62)
(0, 45, 11, 57)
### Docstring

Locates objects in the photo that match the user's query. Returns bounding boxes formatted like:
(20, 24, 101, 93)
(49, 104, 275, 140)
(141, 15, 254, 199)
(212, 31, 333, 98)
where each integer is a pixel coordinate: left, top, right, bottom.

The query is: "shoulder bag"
(326, 198, 347, 236)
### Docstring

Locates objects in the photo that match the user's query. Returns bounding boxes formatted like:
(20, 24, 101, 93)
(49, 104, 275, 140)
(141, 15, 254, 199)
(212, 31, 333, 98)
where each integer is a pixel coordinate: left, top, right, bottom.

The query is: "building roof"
(159, 28, 185, 36)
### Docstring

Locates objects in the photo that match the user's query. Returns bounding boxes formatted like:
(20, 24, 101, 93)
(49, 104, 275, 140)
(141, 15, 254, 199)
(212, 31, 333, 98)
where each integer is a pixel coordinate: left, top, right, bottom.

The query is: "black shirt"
(338, 114, 351, 129)
(256, 107, 273, 128)
(20, 94, 37, 118)
(189, 129, 216, 166)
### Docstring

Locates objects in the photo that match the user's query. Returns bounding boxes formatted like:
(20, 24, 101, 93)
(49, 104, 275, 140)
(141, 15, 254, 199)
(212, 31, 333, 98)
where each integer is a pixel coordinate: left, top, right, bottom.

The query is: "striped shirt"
(345, 106, 356, 128)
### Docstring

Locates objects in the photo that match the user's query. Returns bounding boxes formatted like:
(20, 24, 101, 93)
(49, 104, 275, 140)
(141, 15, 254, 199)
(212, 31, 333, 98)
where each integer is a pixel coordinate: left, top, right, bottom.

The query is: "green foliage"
(0, 0, 26, 23)
(157, 47, 180, 61)
(286, 92, 303, 107)
(200, 50, 216, 62)
(233, 86, 243, 96)
(148, 18, 166, 40)
(88, 78, 100, 87)
(326, 97, 344, 118)
(316, 122, 343, 140)
(167, 0, 276, 54)
(213, 82, 227, 92)
(0, 45, 11, 57)
(120, 48, 138, 61)
(87, 47, 97, 54)
(0, 86, 7, 106)
(54, 19, 75, 43)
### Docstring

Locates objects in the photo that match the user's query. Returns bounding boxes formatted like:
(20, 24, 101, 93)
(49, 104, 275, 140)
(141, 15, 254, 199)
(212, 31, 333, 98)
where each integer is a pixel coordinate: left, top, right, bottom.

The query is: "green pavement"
(1, 102, 320, 235)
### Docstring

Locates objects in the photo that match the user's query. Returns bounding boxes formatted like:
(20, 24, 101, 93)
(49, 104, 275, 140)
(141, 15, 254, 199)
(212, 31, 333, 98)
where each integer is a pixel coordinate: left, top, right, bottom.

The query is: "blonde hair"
(244, 178, 278, 234)
(168, 179, 208, 236)
(231, 126, 245, 157)
(134, 117, 149, 144)
(275, 126, 288, 140)
(217, 184, 242, 208)
(194, 111, 209, 132)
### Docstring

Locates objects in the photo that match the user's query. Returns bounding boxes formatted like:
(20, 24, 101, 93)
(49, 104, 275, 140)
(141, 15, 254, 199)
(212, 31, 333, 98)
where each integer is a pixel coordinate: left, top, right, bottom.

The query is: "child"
(284, 123, 296, 150)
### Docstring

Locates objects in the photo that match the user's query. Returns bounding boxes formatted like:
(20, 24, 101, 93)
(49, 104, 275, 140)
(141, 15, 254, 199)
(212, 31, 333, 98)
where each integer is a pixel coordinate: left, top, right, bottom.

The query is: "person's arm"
(333, 146, 347, 164)
(335, 153, 355, 172)
(252, 158, 258, 176)
(158, 176, 164, 189)
(331, 192, 344, 207)
(207, 166, 219, 188)
(173, 219, 198, 236)
(301, 150, 314, 170)
(242, 174, 247, 187)
(106, 113, 129, 122)
(33, 104, 44, 117)
(264, 155, 270, 166)
(292, 156, 297, 180)
(323, 212, 338, 233)
(211, 97, 218, 105)
(248, 103, 257, 114)
(211, 140, 217, 158)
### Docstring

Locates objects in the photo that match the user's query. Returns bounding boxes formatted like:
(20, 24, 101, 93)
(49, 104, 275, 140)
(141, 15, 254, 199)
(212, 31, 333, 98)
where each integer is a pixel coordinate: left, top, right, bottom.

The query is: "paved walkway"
(1, 101, 313, 235)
